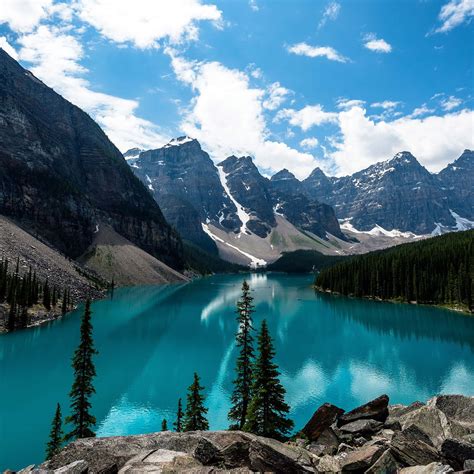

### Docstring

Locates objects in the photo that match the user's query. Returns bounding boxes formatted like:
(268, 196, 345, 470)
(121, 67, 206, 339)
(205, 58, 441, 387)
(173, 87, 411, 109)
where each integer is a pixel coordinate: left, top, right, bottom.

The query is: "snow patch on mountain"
(340, 219, 420, 238)
(450, 210, 474, 231)
(164, 136, 194, 148)
(202, 223, 266, 268)
(217, 164, 252, 237)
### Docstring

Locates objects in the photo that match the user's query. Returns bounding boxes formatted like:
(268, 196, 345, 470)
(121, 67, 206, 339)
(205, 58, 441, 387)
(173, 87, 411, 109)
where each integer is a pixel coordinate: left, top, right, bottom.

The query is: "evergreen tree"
(174, 398, 184, 432)
(183, 373, 209, 431)
(61, 288, 68, 315)
(228, 280, 255, 430)
(43, 280, 51, 310)
(244, 320, 293, 440)
(65, 300, 98, 440)
(45, 403, 63, 460)
(161, 419, 168, 431)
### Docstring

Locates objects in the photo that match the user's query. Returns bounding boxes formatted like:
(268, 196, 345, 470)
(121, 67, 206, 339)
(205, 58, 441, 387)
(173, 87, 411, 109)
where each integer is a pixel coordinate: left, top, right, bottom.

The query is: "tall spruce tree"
(183, 373, 209, 431)
(65, 300, 98, 440)
(174, 398, 184, 432)
(244, 320, 293, 440)
(45, 403, 63, 460)
(161, 419, 168, 431)
(228, 280, 255, 429)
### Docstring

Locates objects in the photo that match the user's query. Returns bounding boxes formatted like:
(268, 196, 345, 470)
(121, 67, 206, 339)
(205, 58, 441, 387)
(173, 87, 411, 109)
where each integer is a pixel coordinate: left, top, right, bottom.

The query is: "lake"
(1, 273, 474, 469)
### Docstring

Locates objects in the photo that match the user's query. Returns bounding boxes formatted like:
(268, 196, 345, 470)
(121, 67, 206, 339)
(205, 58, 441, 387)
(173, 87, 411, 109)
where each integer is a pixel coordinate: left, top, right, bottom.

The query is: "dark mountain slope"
(0, 48, 183, 268)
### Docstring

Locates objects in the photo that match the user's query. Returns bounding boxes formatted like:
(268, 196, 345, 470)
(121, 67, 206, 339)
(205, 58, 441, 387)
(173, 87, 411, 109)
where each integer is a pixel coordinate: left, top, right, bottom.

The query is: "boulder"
(301, 402, 344, 441)
(338, 444, 386, 471)
(337, 395, 389, 427)
(390, 432, 443, 466)
(339, 419, 384, 435)
(401, 424, 435, 447)
(307, 442, 335, 456)
(400, 404, 470, 448)
(364, 449, 401, 474)
(119, 449, 200, 472)
(429, 395, 474, 431)
(440, 437, 474, 471)
(317, 454, 341, 472)
(399, 462, 454, 473)
(389, 401, 425, 419)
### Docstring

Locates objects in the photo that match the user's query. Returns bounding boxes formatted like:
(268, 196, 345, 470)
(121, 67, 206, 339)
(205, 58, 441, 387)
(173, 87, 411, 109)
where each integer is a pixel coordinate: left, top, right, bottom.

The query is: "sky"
(0, 0, 473, 178)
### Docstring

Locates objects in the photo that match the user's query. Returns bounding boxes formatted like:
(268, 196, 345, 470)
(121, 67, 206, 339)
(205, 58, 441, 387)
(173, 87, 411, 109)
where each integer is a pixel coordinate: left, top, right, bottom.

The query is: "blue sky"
(0, 0, 473, 177)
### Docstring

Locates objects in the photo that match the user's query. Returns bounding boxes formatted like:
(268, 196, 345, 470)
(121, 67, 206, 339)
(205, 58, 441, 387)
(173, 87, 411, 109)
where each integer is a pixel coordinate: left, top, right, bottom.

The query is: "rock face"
(303, 151, 474, 235)
(0, 49, 183, 269)
(24, 394, 473, 474)
(438, 149, 474, 221)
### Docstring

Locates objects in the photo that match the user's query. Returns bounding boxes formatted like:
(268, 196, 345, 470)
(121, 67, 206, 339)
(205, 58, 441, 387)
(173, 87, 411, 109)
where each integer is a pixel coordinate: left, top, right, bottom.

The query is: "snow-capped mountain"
(126, 138, 346, 266)
(303, 151, 474, 235)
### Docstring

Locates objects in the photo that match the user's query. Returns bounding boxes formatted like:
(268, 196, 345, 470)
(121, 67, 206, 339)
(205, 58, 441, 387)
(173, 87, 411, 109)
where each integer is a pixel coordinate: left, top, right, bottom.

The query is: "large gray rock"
(337, 444, 386, 471)
(337, 395, 389, 427)
(399, 462, 454, 473)
(440, 437, 474, 471)
(339, 419, 384, 435)
(364, 449, 401, 474)
(390, 431, 444, 466)
(301, 402, 344, 441)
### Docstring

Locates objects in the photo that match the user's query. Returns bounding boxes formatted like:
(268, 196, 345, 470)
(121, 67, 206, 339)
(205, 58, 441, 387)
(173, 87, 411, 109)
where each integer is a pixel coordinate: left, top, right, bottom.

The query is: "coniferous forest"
(315, 230, 474, 311)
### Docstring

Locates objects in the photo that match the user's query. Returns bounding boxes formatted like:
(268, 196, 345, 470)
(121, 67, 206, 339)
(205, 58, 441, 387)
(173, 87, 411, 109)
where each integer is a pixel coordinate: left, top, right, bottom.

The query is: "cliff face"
(0, 49, 183, 268)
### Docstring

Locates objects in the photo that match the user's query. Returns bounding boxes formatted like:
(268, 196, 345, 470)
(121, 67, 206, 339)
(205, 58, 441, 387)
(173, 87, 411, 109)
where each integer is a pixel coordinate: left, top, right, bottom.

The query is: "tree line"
(315, 230, 474, 311)
(45, 280, 294, 459)
(1, 257, 73, 331)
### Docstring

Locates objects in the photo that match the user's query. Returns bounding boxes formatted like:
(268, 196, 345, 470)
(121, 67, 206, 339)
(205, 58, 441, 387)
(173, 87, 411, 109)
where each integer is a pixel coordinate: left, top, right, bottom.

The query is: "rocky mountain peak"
(163, 136, 197, 148)
(271, 169, 298, 182)
(123, 147, 143, 160)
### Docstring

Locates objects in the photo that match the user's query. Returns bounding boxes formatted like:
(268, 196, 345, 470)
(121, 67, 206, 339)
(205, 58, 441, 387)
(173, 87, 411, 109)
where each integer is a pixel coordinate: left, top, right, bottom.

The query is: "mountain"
(303, 151, 474, 235)
(127, 140, 347, 266)
(438, 149, 474, 222)
(0, 48, 183, 271)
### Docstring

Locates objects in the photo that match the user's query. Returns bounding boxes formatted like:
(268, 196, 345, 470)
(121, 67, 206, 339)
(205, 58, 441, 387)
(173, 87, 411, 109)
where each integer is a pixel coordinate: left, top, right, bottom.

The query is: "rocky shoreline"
(12, 394, 474, 473)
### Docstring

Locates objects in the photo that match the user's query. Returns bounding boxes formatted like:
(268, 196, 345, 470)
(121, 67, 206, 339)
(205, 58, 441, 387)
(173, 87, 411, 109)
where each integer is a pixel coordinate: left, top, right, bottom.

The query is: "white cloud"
(0, 36, 18, 59)
(76, 0, 222, 48)
(287, 42, 349, 63)
(337, 98, 366, 110)
(363, 33, 392, 53)
(18, 25, 168, 151)
(300, 137, 319, 149)
(440, 95, 462, 111)
(0, 0, 52, 32)
(318, 2, 341, 29)
(371, 100, 400, 110)
(262, 82, 291, 110)
(409, 104, 435, 118)
(167, 52, 317, 178)
(434, 0, 474, 33)
(275, 105, 338, 131)
(278, 101, 474, 175)
(249, 0, 259, 12)
(331, 106, 474, 175)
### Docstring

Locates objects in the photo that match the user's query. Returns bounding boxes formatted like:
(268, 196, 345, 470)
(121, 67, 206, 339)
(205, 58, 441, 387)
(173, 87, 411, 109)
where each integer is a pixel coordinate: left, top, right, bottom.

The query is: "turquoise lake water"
(1, 273, 474, 469)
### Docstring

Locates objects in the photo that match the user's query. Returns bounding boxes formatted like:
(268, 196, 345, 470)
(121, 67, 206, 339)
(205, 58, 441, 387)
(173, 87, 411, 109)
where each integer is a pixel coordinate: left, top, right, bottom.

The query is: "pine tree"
(43, 280, 51, 310)
(161, 419, 168, 431)
(46, 403, 63, 460)
(244, 320, 293, 441)
(65, 300, 98, 440)
(183, 373, 209, 431)
(174, 398, 184, 432)
(228, 280, 255, 430)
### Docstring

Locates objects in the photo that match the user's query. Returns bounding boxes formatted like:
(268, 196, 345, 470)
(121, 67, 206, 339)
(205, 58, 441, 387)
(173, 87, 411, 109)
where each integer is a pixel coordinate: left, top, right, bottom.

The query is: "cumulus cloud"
(167, 51, 318, 178)
(434, 0, 474, 33)
(262, 82, 291, 110)
(275, 105, 338, 131)
(363, 33, 392, 53)
(409, 104, 435, 118)
(300, 137, 319, 149)
(337, 98, 366, 110)
(18, 25, 169, 151)
(371, 100, 400, 110)
(0, 0, 53, 32)
(318, 2, 341, 29)
(279, 102, 474, 175)
(440, 95, 462, 111)
(287, 42, 349, 63)
(76, 0, 222, 48)
(0, 36, 18, 59)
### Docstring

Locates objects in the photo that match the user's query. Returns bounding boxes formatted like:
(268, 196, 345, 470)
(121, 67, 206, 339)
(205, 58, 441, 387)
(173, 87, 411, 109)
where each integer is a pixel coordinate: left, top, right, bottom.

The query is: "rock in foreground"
(15, 394, 474, 473)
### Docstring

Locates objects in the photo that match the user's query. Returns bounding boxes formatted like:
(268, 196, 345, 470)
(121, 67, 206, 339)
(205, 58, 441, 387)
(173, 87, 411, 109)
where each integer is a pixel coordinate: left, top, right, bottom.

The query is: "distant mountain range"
(127, 139, 474, 266)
